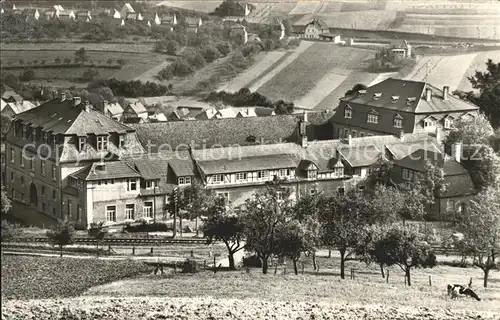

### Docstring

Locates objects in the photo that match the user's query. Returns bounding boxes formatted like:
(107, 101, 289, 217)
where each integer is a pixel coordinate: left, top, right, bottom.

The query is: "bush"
(216, 41, 232, 56)
(19, 69, 35, 81)
(181, 258, 198, 273)
(242, 254, 262, 268)
(124, 222, 168, 233)
(82, 69, 100, 81)
(74, 222, 88, 231)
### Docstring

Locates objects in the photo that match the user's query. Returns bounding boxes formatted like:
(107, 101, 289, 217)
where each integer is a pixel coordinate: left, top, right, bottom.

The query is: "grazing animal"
(447, 284, 481, 301)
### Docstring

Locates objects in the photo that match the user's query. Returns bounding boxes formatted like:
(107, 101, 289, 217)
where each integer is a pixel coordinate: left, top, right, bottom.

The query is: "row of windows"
(339, 128, 373, 139)
(14, 121, 57, 149)
(9, 150, 57, 180)
(106, 202, 153, 222)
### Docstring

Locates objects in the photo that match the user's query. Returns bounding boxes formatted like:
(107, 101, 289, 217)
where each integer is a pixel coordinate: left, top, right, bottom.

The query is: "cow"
(447, 279, 481, 301)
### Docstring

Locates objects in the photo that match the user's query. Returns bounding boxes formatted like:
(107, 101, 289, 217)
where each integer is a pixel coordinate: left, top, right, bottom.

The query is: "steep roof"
(306, 18, 329, 30)
(13, 98, 132, 135)
(169, 158, 196, 177)
(6, 101, 37, 114)
(197, 154, 299, 175)
(342, 78, 478, 114)
(104, 102, 124, 117)
(71, 161, 141, 181)
(126, 102, 147, 116)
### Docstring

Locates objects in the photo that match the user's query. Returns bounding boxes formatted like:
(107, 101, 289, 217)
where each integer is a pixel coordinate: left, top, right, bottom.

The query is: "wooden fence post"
(150, 247, 153, 255)
(386, 269, 389, 283)
(204, 260, 206, 271)
(328, 249, 331, 258)
(108, 244, 111, 252)
(213, 256, 216, 274)
(428, 275, 432, 287)
(132, 246, 135, 255)
(283, 266, 286, 275)
(301, 263, 305, 275)
(173, 262, 177, 274)
(274, 263, 278, 275)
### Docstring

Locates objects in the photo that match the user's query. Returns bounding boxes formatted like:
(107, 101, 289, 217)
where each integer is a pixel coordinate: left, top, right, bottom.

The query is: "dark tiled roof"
(168, 158, 196, 177)
(339, 145, 381, 167)
(197, 154, 298, 175)
(441, 174, 476, 197)
(13, 98, 132, 135)
(71, 161, 141, 181)
(394, 149, 467, 175)
(129, 114, 333, 152)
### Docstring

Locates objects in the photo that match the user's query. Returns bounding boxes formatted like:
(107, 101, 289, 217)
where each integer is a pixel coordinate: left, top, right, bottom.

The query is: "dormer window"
(424, 118, 436, 128)
(178, 176, 191, 185)
(78, 136, 86, 151)
(367, 111, 379, 124)
(393, 114, 403, 128)
(390, 96, 400, 103)
(373, 93, 382, 100)
(119, 135, 126, 148)
(444, 117, 453, 129)
(344, 105, 352, 119)
(96, 135, 108, 151)
(358, 89, 367, 95)
(406, 97, 416, 105)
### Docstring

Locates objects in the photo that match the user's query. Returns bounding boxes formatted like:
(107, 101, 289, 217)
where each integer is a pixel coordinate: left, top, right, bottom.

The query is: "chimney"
(398, 129, 405, 141)
(347, 134, 352, 146)
(451, 142, 462, 163)
(61, 93, 66, 101)
(443, 86, 449, 100)
(303, 110, 308, 123)
(84, 100, 91, 112)
(73, 96, 81, 106)
(425, 88, 432, 101)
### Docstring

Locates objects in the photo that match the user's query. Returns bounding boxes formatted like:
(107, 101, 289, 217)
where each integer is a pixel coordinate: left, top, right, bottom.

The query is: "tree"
(183, 179, 211, 236)
(88, 222, 107, 258)
(19, 69, 35, 82)
(74, 47, 89, 67)
(82, 69, 100, 82)
(203, 197, 245, 270)
(445, 113, 494, 146)
(46, 219, 75, 257)
(453, 187, 500, 287)
(319, 189, 370, 279)
(373, 224, 437, 286)
(216, 41, 232, 56)
(345, 83, 368, 97)
(468, 59, 500, 129)
(107, 58, 113, 66)
(242, 183, 293, 274)
(201, 45, 221, 63)
(117, 58, 126, 68)
(356, 224, 391, 278)
(1, 185, 11, 215)
(274, 221, 310, 275)
(64, 58, 71, 65)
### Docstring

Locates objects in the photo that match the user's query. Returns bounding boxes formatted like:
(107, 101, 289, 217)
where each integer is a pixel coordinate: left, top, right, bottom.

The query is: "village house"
(103, 101, 124, 122)
(2, 88, 23, 104)
(122, 101, 148, 123)
(390, 39, 412, 59)
(331, 78, 480, 139)
(1, 100, 37, 118)
(186, 17, 203, 33)
(119, 3, 135, 19)
(160, 13, 177, 30)
(301, 18, 329, 39)
(76, 10, 92, 22)
(112, 9, 121, 19)
(54, 9, 76, 21)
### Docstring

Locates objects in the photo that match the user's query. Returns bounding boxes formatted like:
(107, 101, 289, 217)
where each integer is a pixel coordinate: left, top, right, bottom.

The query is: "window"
(119, 135, 126, 148)
(67, 200, 72, 217)
(279, 169, 290, 177)
(145, 180, 154, 189)
(258, 170, 269, 179)
(457, 203, 466, 214)
(424, 118, 435, 128)
(352, 167, 361, 176)
(212, 174, 223, 183)
(52, 165, 57, 181)
(394, 118, 403, 128)
(307, 170, 317, 180)
(77, 205, 82, 221)
(143, 201, 153, 218)
(78, 136, 86, 151)
(20, 151, 24, 167)
(96, 135, 108, 151)
(41, 160, 46, 176)
(444, 118, 453, 129)
(20, 176, 25, 186)
(10, 172, 14, 182)
(52, 207, 56, 216)
(344, 106, 352, 119)
(106, 206, 116, 222)
(42, 203, 46, 211)
(402, 168, 414, 181)
(30, 158, 34, 172)
(125, 204, 135, 220)
(277, 191, 284, 200)
(337, 187, 345, 195)
(22, 125, 27, 139)
(367, 113, 379, 124)
(10, 148, 15, 163)
(352, 130, 357, 138)
(236, 172, 247, 181)
(360, 132, 365, 137)
(179, 176, 191, 185)
(127, 179, 137, 191)
(52, 190, 56, 199)
(334, 167, 344, 177)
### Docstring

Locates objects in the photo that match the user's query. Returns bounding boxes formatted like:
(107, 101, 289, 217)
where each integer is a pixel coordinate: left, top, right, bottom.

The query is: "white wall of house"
(206, 168, 295, 185)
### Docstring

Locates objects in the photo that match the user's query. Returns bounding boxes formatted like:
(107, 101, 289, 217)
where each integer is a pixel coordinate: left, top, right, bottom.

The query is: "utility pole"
(173, 187, 178, 238)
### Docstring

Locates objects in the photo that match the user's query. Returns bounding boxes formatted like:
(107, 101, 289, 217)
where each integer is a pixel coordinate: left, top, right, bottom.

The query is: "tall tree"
(183, 179, 211, 236)
(203, 196, 245, 270)
(468, 59, 500, 129)
(445, 114, 494, 147)
(371, 224, 437, 286)
(319, 189, 369, 279)
(47, 219, 75, 257)
(453, 187, 500, 287)
(274, 221, 309, 275)
(242, 183, 293, 274)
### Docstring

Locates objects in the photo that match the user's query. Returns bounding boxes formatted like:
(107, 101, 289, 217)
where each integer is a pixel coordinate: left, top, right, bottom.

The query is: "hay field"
(458, 50, 500, 92)
(288, 1, 322, 15)
(155, 0, 223, 12)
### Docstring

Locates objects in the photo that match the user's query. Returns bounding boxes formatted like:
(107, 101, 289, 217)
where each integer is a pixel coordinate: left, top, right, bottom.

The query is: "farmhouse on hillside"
(186, 17, 203, 33)
(119, 3, 135, 19)
(122, 101, 148, 123)
(390, 39, 412, 59)
(302, 18, 329, 39)
(331, 78, 480, 139)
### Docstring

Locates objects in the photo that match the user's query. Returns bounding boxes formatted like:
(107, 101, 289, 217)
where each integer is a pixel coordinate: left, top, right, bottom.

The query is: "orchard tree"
(453, 187, 500, 287)
(183, 179, 212, 235)
(88, 221, 107, 258)
(356, 224, 391, 278)
(47, 219, 75, 257)
(74, 47, 89, 66)
(242, 182, 293, 274)
(274, 221, 309, 275)
(319, 189, 369, 279)
(203, 196, 245, 270)
(374, 224, 437, 286)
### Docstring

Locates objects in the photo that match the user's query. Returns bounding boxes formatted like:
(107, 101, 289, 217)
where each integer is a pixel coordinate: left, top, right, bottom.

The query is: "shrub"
(19, 69, 35, 81)
(181, 258, 198, 273)
(216, 41, 232, 56)
(74, 222, 87, 231)
(201, 45, 221, 63)
(124, 222, 168, 233)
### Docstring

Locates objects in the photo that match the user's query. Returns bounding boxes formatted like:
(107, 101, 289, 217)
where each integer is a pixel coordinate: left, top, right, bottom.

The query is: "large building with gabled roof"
(331, 78, 479, 139)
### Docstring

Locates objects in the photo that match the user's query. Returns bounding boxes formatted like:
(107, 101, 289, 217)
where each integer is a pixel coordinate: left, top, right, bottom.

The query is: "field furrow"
(218, 50, 287, 93)
(248, 41, 313, 92)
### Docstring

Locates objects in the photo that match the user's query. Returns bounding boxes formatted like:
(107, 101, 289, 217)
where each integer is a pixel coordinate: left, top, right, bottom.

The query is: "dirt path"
(134, 61, 171, 83)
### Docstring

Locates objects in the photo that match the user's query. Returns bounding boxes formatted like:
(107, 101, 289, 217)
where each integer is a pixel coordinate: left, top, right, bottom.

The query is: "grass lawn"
(1, 255, 150, 300)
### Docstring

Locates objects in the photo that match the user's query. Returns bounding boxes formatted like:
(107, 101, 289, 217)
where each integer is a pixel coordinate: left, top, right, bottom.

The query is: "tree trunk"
(379, 264, 385, 278)
(293, 259, 298, 275)
(483, 269, 489, 288)
(340, 250, 346, 279)
(195, 216, 199, 236)
(60, 245, 63, 258)
(262, 257, 269, 274)
(405, 268, 412, 286)
(228, 253, 235, 271)
(312, 251, 317, 270)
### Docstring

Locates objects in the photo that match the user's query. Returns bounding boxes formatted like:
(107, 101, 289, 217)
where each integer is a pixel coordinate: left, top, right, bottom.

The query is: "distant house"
(22, 8, 40, 21)
(186, 17, 202, 33)
(103, 101, 124, 122)
(390, 39, 412, 59)
(76, 10, 92, 22)
(1, 100, 37, 118)
(214, 108, 238, 119)
(302, 18, 329, 39)
(236, 107, 275, 118)
(112, 9, 121, 19)
(149, 112, 168, 122)
(123, 101, 148, 122)
(161, 13, 177, 25)
(318, 33, 341, 43)
(119, 3, 135, 19)
(125, 12, 137, 21)
(2, 90, 23, 104)
(1, 99, 8, 112)
(54, 9, 76, 21)
(195, 108, 218, 120)
(229, 24, 248, 44)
